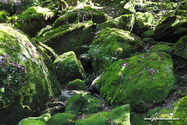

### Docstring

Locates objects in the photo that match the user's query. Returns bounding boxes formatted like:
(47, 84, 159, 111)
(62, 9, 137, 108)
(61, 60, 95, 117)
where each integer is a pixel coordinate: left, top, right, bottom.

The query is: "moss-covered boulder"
(39, 21, 94, 55)
(13, 6, 55, 37)
(172, 95, 187, 125)
(132, 12, 155, 36)
(173, 36, 187, 59)
(19, 113, 51, 125)
(88, 27, 143, 72)
(154, 16, 187, 42)
(95, 52, 177, 112)
(65, 94, 104, 114)
(0, 24, 61, 124)
(96, 14, 135, 32)
(75, 104, 130, 125)
(47, 113, 76, 125)
(54, 51, 86, 84)
(53, 6, 109, 29)
(67, 79, 86, 90)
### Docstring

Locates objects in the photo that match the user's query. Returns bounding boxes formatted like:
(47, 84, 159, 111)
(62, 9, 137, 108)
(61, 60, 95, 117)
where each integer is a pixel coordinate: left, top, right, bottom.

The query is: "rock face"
(0, 24, 61, 125)
(95, 52, 177, 112)
(88, 27, 143, 72)
(54, 51, 86, 84)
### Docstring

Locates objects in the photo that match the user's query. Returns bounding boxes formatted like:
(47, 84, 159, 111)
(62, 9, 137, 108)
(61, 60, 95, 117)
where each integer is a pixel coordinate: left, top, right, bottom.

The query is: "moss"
(13, 6, 55, 36)
(76, 104, 130, 125)
(173, 36, 187, 59)
(81, 94, 103, 114)
(65, 94, 84, 114)
(88, 27, 143, 72)
(145, 107, 162, 118)
(154, 16, 187, 41)
(96, 14, 135, 31)
(158, 114, 173, 125)
(0, 24, 61, 124)
(54, 51, 86, 84)
(132, 12, 154, 36)
(96, 51, 176, 112)
(172, 95, 187, 125)
(47, 113, 76, 125)
(151, 106, 174, 125)
(67, 79, 86, 90)
(19, 113, 51, 125)
(53, 6, 108, 29)
(150, 44, 173, 54)
(131, 114, 151, 125)
(43, 22, 92, 44)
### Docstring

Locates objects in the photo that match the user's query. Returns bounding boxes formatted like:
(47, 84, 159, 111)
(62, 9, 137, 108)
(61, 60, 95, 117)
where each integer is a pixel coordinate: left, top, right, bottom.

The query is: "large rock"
(13, 6, 56, 37)
(39, 21, 95, 55)
(0, 24, 61, 125)
(53, 6, 109, 29)
(88, 27, 143, 72)
(95, 52, 177, 112)
(54, 51, 86, 84)
(154, 16, 187, 42)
